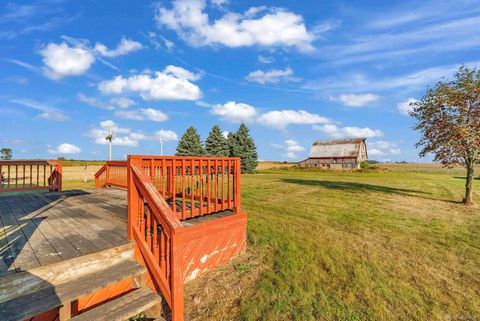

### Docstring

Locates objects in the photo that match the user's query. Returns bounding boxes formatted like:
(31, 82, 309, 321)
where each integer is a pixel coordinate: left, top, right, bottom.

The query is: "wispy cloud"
(315, 1, 480, 66)
(0, 1, 78, 40)
(5, 59, 40, 73)
(304, 61, 480, 93)
(9, 98, 69, 121)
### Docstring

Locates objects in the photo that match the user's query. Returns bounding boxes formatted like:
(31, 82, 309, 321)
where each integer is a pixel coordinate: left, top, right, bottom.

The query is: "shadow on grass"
(281, 179, 428, 197)
(453, 176, 480, 180)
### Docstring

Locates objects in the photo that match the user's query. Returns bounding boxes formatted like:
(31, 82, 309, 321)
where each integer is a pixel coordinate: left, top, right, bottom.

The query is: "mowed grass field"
(60, 163, 480, 321)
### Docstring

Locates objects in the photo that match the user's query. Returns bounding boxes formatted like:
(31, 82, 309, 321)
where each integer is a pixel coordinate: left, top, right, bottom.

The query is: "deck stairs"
(0, 243, 165, 321)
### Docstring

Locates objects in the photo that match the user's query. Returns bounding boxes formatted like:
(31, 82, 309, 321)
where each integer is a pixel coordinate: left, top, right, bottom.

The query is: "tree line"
(176, 123, 258, 174)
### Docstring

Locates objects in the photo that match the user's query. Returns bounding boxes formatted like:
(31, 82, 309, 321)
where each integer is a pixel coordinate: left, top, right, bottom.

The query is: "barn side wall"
(299, 157, 360, 169)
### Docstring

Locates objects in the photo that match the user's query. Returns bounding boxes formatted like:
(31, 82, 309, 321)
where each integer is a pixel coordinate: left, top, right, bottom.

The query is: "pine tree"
(232, 123, 258, 173)
(205, 125, 229, 156)
(175, 127, 205, 156)
(227, 132, 237, 157)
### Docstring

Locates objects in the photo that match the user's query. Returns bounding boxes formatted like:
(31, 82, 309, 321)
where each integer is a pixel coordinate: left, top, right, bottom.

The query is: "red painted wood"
(179, 212, 247, 282)
(94, 155, 245, 321)
(0, 160, 62, 193)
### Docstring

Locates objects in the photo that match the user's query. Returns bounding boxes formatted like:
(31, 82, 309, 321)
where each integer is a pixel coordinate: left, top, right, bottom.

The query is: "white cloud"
(285, 139, 306, 152)
(258, 55, 275, 64)
(195, 100, 211, 108)
(9, 98, 69, 121)
(272, 139, 306, 159)
(314, 124, 383, 138)
(87, 120, 147, 147)
(77, 93, 136, 110)
(397, 98, 417, 115)
(156, 0, 315, 52)
(245, 67, 300, 84)
(211, 0, 228, 6)
(334, 93, 380, 107)
(143, 31, 175, 51)
(94, 37, 144, 57)
(368, 141, 402, 157)
(304, 61, 480, 94)
(98, 66, 202, 101)
(258, 110, 329, 129)
(110, 97, 135, 109)
(48, 143, 81, 154)
(115, 108, 168, 122)
(40, 42, 95, 79)
(154, 129, 178, 141)
(211, 101, 257, 123)
(285, 139, 305, 159)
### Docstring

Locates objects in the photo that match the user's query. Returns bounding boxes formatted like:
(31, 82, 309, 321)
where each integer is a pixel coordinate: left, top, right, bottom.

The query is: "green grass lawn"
(61, 166, 480, 321)
(237, 167, 480, 321)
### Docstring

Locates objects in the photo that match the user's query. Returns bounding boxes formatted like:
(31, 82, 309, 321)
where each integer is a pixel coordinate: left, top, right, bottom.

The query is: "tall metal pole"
(160, 139, 164, 156)
(106, 129, 113, 161)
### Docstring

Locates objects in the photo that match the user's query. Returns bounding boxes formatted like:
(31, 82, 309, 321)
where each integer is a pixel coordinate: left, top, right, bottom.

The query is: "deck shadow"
(280, 179, 428, 197)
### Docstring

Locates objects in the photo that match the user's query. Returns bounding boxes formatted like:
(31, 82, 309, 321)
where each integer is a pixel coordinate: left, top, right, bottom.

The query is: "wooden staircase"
(0, 243, 165, 321)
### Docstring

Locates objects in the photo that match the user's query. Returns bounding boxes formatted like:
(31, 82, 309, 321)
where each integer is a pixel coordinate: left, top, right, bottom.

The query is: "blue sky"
(1, 0, 479, 161)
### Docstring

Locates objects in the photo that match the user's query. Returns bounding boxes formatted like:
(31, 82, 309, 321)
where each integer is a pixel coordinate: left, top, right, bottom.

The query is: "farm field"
(60, 164, 480, 321)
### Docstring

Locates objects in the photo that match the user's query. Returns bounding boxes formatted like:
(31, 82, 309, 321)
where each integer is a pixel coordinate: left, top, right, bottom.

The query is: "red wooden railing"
(124, 155, 242, 321)
(0, 160, 62, 193)
(128, 160, 184, 320)
(94, 161, 127, 188)
(96, 156, 241, 220)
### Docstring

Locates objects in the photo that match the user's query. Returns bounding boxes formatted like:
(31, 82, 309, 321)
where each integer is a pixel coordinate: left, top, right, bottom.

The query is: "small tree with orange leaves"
(411, 66, 480, 205)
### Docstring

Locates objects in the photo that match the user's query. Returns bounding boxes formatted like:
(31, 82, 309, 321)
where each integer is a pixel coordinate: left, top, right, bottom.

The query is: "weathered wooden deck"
(0, 188, 129, 276)
(0, 188, 236, 276)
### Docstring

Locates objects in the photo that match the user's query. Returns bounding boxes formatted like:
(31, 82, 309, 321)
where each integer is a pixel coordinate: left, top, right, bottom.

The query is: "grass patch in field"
(189, 167, 479, 321)
(62, 179, 95, 191)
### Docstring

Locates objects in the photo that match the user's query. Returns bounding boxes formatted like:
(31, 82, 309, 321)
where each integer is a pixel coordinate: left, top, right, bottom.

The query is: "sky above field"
(1, 0, 479, 161)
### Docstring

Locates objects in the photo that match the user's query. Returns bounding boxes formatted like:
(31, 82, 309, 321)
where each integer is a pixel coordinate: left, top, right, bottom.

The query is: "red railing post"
(127, 156, 141, 240)
(56, 161, 62, 192)
(170, 232, 185, 321)
(235, 158, 241, 213)
(105, 162, 110, 187)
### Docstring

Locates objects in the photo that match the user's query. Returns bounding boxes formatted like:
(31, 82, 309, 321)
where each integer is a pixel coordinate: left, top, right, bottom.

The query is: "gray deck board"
(0, 189, 129, 276)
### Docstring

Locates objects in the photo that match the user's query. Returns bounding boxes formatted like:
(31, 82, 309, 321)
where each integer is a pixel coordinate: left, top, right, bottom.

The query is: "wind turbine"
(105, 129, 113, 161)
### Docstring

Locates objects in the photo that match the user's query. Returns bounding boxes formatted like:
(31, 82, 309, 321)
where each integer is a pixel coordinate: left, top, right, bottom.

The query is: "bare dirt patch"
(184, 249, 269, 321)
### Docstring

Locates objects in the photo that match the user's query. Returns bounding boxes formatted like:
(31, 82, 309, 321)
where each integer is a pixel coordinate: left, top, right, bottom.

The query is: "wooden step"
(70, 287, 161, 321)
(0, 242, 134, 299)
(0, 243, 144, 321)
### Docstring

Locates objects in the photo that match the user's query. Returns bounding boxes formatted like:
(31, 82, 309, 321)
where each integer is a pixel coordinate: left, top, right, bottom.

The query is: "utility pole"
(105, 129, 113, 161)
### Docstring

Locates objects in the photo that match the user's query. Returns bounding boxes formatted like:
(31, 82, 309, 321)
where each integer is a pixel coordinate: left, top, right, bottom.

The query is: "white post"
(106, 129, 113, 161)
(160, 139, 164, 156)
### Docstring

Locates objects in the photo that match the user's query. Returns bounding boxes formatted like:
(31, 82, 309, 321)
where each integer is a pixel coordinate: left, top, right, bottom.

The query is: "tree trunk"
(463, 163, 475, 205)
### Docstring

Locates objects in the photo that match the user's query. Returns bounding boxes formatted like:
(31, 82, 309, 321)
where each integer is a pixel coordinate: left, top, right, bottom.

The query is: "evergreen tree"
(232, 123, 258, 173)
(227, 132, 237, 157)
(205, 125, 229, 156)
(175, 127, 205, 156)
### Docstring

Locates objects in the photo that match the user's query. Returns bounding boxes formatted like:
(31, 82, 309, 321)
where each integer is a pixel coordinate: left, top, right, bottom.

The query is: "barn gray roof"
(309, 138, 366, 158)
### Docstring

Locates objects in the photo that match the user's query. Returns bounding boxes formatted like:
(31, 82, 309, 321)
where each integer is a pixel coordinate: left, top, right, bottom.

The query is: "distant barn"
(298, 138, 368, 169)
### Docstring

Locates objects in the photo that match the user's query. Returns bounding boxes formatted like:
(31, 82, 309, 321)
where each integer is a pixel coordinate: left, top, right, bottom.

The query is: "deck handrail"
(97, 156, 241, 220)
(94, 161, 127, 188)
(125, 155, 243, 321)
(136, 156, 241, 217)
(128, 157, 184, 321)
(0, 160, 62, 193)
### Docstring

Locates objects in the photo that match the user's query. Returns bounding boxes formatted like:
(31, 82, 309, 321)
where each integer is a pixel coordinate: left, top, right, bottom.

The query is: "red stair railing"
(126, 155, 242, 321)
